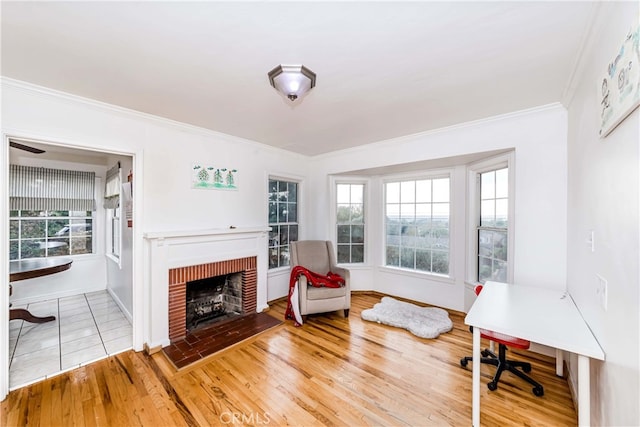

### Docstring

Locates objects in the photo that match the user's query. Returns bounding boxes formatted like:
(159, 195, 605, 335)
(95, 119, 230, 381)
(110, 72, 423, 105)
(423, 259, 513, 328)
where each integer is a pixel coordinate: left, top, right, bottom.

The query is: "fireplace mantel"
(144, 226, 270, 240)
(144, 226, 270, 349)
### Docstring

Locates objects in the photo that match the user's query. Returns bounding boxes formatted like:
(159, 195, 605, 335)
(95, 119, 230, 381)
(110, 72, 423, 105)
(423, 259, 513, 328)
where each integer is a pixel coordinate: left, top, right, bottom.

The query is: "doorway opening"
(6, 138, 135, 390)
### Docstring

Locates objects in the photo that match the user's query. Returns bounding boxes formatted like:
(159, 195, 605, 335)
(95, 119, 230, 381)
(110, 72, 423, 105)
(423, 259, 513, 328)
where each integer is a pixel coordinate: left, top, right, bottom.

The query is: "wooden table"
(9, 258, 73, 323)
(465, 281, 605, 427)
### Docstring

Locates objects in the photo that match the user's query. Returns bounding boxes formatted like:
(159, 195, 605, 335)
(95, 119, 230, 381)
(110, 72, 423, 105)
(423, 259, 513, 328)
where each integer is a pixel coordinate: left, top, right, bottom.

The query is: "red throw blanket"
(285, 266, 345, 326)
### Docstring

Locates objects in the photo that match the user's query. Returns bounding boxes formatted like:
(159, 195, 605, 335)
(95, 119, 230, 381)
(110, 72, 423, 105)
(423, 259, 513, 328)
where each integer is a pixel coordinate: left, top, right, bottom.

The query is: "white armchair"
(290, 240, 351, 318)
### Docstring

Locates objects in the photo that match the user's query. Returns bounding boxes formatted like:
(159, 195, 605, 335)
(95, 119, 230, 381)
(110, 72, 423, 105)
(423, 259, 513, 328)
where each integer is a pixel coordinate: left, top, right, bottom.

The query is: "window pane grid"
(385, 178, 450, 275)
(336, 184, 365, 264)
(9, 210, 93, 260)
(478, 167, 508, 283)
(269, 179, 298, 269)
(112, 218, 120, 257)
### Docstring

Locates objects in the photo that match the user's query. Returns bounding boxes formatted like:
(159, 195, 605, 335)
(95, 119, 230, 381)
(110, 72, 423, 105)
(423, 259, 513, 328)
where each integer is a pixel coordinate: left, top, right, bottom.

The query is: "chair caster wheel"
(481, 350, 490, 357)
(533, 386, 544, 397)
(487, 382, 498, 391)
(523, 364, 532, 373)
(460, 358, 468, 368)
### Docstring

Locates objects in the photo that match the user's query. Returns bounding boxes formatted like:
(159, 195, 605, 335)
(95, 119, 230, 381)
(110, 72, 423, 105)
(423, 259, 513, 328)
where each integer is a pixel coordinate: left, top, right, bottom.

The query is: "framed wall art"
(191, 164, 238, 190)
(599, 23, 640, 137)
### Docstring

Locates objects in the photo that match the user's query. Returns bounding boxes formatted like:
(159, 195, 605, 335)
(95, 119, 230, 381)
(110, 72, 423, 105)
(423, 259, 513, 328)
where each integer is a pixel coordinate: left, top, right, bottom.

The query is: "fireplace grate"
(186, 274, 243, 332)
(190, 293, 226, 327)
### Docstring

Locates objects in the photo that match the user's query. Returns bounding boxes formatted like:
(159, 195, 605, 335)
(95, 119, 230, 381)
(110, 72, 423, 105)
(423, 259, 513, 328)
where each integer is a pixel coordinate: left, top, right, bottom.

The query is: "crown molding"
(313, 102, 565, 161)
(560, 2, 604, 108)
(0, 77, 308, 160)
(1, 77, 565, 162)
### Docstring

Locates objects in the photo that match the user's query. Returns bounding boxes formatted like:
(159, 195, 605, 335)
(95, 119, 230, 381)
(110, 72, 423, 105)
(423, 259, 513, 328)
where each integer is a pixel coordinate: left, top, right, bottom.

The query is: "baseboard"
(267, 295, 288, 305)
(351, 290, 386, 297)
(11, 285, 106, 306)
(268, 290, 470, 319)
(267, 290, 384, 307)
(106, 287, 133, 323)
(144, 342, 163, 355)
(529, 342, 556, 358)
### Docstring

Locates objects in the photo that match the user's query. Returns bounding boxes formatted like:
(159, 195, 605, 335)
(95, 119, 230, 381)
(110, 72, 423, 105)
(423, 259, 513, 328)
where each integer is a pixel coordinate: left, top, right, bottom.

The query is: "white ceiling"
(9, 138, 114, 165)
(1, 1, 596, 156)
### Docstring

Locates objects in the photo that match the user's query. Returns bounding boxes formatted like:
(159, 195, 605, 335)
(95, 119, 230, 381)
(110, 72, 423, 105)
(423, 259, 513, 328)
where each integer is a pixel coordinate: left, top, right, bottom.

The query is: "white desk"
(465, 281, 605, 427)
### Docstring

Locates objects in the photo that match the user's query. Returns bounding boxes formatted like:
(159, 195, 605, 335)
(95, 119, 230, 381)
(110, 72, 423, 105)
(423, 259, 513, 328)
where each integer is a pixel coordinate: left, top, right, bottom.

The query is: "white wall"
(8, 156, 108, 304)
(105, 154, 134, 320)
(566, 2, 640, 425)
(0, 78, 309, 400)
(1, 80, 309, 231)
(308, 105, 568, 312)
(2, 81, 570, 326)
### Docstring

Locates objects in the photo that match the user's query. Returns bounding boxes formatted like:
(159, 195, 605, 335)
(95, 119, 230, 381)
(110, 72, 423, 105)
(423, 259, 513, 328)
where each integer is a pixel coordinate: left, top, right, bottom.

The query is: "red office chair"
(460, 285, 544, 397)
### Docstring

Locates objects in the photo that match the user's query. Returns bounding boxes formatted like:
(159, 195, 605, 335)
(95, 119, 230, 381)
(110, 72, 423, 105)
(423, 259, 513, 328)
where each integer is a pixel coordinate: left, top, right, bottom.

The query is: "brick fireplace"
(168, 256, 257, 341)
(144, 227, 270, 349)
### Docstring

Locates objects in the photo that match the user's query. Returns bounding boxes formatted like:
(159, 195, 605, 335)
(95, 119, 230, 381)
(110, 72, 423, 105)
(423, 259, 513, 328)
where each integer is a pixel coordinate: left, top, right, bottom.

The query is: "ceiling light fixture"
(268, 65, 316, 101)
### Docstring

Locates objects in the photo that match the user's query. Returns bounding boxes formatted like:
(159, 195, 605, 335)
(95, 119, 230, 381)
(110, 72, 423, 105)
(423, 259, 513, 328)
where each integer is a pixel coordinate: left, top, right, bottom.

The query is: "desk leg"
(472, 326, 480, 427)
(556, 349, 564, 377)
(578, 355, 590, 427)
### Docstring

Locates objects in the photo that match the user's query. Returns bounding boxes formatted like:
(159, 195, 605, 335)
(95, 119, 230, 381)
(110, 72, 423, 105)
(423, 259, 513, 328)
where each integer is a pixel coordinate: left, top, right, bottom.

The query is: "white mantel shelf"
(143, 226, 271, 240)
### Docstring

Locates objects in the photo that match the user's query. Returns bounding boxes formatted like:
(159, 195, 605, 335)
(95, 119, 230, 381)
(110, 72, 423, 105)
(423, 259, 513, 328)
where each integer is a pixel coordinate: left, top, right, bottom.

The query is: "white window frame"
(330, 176, 368, 266)
(106, 205, 121, 264)
(382, 169, 453, 278)
(105, 167, 122, 267)
(9, 209, 95, 260)
(466, 152, 515, 284)
(268, 175, 301, 271)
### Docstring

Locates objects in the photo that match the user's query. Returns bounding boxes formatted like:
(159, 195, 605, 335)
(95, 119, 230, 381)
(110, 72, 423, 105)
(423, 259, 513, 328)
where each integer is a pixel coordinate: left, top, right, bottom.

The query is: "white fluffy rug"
(361, 297, 453, 339)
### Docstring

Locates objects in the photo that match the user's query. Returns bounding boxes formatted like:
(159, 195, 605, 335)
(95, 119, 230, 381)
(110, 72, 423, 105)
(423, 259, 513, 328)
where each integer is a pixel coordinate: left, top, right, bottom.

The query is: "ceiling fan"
(9, 140, 46, 154)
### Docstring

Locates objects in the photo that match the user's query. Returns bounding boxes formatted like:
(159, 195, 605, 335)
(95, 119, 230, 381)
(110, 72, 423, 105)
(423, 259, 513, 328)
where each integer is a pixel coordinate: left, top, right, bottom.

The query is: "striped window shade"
(104, 163, 121, 209)
(9, 164, 96, 211)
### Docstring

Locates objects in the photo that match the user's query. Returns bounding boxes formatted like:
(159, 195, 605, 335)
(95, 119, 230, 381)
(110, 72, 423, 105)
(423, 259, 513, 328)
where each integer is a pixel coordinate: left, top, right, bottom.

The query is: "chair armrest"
(297, 274, 310, 314)
(330, 266, 350, 282)
(297, 267, 349, 294)
(297, 274, 310, 295)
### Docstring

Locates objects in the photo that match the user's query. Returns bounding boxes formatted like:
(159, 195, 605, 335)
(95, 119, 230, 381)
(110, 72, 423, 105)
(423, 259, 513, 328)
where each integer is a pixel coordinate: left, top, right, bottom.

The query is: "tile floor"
(9, 290, 132, 389)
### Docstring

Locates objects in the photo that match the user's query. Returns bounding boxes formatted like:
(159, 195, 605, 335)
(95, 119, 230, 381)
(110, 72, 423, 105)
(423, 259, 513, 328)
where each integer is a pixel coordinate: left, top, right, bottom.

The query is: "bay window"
(336, 183, 365, 264)
(385, 175, 451, 275)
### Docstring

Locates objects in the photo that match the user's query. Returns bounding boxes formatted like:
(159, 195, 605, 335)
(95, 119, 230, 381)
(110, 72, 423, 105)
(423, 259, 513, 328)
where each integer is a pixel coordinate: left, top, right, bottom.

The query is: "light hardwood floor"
(1, 293, 577, 426)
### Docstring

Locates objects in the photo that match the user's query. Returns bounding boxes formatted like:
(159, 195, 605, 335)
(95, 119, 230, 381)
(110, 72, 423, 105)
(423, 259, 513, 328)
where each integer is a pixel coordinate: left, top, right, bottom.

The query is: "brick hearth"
(168, 256, 257, 341)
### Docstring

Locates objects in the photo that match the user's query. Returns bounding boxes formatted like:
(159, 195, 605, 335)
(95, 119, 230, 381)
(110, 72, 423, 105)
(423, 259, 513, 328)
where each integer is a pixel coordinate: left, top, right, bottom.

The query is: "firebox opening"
(186, 272, 243, 332)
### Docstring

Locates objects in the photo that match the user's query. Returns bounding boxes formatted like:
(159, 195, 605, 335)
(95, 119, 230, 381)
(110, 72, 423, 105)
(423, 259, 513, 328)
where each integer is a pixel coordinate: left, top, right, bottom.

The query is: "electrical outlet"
(596, 274, 608, 311)
(586, 230, 595, 252)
